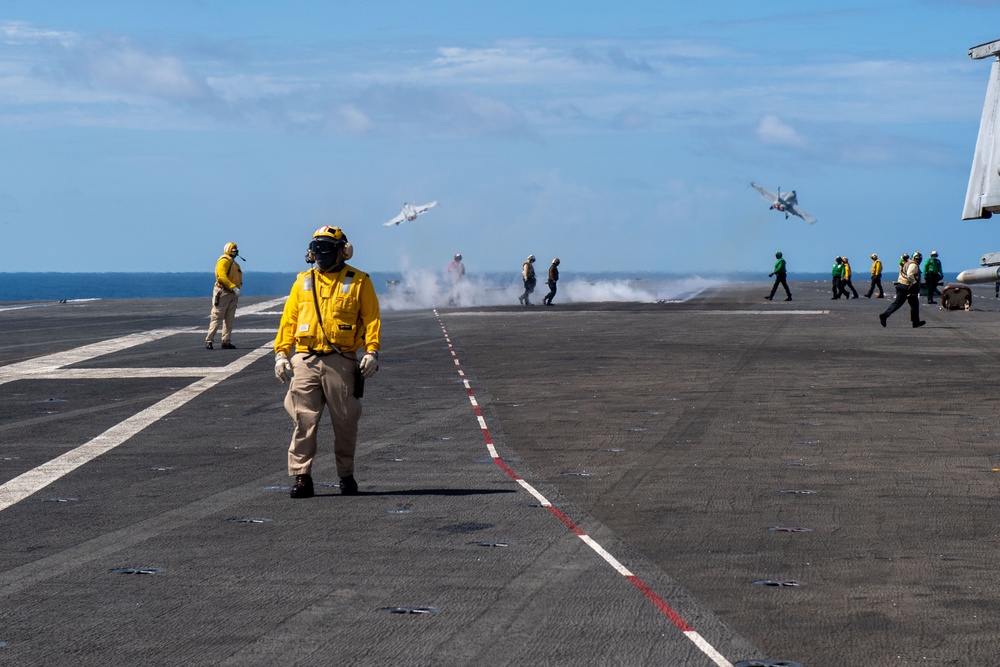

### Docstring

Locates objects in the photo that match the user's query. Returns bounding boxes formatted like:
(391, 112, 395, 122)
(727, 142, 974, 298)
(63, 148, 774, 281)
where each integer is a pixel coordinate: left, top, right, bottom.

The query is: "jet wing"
(750, 182, 776, 202)
(413, 201, 438, 215)
(383, 212, 407, 227)
(787, 204, 816, 224)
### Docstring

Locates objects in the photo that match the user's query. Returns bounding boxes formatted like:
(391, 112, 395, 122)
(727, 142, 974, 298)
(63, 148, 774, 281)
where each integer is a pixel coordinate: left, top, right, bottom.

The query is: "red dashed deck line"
(433, 310, 734, 667)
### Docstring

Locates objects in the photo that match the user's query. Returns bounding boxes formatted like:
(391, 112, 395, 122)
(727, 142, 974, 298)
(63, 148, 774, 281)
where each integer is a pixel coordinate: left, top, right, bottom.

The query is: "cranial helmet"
(912, 251, 922, 261)
(224, 242, 239, 257)
(931, 250, 938, 256)
(527, 255, 536, 262)
(870, 253, 878, 260)
(308, 226, 353, 271)
(552, 257, 560, 265)
(454, 253, 463, 261)
(775, 251, 782, 258)
(843, 257, 849, 263)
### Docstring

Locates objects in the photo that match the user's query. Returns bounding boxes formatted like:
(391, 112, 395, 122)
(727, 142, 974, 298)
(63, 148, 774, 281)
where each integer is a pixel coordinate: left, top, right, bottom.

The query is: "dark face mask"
(310, 240, 342, 271)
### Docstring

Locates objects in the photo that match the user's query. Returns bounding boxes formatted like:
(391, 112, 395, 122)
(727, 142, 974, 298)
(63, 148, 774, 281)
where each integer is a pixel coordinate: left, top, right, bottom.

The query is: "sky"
(2, 0, 1000, 276)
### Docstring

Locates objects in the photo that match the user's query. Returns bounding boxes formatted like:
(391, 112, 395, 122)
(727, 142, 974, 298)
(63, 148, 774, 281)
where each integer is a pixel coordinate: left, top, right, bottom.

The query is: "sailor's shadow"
(314, 488, 518, 498)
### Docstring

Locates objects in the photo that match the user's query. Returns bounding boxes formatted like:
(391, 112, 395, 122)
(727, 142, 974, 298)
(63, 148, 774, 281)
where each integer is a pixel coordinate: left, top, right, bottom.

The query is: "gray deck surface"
(2, 280, 999, 666)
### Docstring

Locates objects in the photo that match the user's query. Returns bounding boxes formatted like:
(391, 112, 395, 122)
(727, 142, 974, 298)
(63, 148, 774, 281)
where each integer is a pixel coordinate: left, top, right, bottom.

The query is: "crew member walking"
(519, 255, 537, 305)
(273, 226, 381, 499)
(831, 256, 845, 299)
(765, 251, 792, 301)
(543, 258, 560, 306)
(447, 253, 465, 306)
(865, 253, 884, 298)
(923, 250, 943, 304)
(842, 257, 860, 298)
(205, 242, 243, 350)
(880, 251, 925, 329)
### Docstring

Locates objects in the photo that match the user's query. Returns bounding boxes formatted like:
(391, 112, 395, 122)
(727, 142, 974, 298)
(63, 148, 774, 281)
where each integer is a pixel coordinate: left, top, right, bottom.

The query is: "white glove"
(274, 352, 293, 383)
(359, 352, 379, 378)
(233, 287, 241, 296)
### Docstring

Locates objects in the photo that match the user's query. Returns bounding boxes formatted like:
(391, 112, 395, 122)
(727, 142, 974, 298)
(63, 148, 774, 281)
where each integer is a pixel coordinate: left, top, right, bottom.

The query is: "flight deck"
(2, 282, 1000, 666)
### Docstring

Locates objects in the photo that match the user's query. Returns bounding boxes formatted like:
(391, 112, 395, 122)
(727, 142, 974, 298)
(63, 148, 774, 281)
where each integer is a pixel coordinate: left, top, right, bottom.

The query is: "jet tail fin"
(964, 59, 1000, 219)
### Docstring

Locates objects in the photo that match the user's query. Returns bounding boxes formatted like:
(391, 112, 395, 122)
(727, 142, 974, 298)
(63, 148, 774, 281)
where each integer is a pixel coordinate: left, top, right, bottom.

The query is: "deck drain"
(227, 517, 272, 523)
(387, 509, 413, 514)
(791, 439, 819, 445)
(263, 485, 292, 491)
(137, 467, 174, 472)
(440, 522, 492, 534)
(380, 606, 439, 615)
(41, 498, 78, 503)
(596, 448, 625, 452)
(778, 489, 817, 494)
(768, 526, 813, 533)
(735, 661, 804, 667)
(0, 456, 21, 461)
(752, 579, 802, 587)
(622, 427, 647, 432)
(380, 457, 407, 462)
(38, 398, 66, 403)
(784, 461, 817, 467)
(111, 567, 166, 575)
(562, 471, 596, 476)
(472, 541, 515, 548)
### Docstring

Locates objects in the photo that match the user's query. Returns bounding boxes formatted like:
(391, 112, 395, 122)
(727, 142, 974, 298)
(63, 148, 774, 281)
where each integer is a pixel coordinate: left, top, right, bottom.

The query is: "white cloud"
(756, 114, 806, 148)
(0, 20, 78, 47)
(72, 38, 211, 101)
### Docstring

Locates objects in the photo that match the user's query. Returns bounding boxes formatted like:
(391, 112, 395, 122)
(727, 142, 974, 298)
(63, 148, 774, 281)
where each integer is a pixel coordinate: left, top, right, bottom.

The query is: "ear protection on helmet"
(308, 226, 350, 270)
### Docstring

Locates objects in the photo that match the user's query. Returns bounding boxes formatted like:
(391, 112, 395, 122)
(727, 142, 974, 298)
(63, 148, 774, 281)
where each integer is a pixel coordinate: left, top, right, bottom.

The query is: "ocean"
(0, 271, 950, 309)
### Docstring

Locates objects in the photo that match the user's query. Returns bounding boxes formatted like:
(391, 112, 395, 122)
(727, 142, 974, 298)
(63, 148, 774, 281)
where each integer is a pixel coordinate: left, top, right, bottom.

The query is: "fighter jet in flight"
(383, 201, 438, 227)
(750, 183, 816, 223)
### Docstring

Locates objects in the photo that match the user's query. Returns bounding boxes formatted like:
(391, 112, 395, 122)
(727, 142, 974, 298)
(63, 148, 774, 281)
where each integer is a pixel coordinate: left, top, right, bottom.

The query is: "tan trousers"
(206, 287, 238, 344)
(285, 352, 362, 478)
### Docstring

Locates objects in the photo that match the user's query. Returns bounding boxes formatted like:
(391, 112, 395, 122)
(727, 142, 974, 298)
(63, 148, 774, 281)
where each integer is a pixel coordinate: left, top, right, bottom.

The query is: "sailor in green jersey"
(765, 251, 792, 301)
(831, 256, 845, 299)
(923, 251, 943, 304)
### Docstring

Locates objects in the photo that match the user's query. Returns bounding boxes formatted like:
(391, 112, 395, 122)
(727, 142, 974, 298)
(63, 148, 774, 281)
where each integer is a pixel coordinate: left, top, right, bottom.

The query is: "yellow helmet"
(312, 226, 347, 243)
(223, 242, 238, 257)
(308, 226, 352, 270)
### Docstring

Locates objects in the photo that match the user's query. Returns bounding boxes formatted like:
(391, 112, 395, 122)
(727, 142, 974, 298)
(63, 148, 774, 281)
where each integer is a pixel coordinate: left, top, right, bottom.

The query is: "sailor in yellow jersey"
(842, 256, 860, 299)
(273, 226, 381, 498)
(865, 253, 884, 299)
(205, 242, 243, 349)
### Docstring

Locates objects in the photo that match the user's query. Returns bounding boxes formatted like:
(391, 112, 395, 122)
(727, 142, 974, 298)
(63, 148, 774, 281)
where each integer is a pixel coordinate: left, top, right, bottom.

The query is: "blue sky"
(2, 0, 1000, 276)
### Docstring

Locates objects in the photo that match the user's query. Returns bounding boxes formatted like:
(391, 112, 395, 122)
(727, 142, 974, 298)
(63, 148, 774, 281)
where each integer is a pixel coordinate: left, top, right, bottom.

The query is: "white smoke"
(380, 269, 723, 311)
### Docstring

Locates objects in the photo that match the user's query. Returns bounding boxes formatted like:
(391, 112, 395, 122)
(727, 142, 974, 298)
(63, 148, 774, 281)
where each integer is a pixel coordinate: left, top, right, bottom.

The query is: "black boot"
(290, 474, 314, 498)
(340, 475, 359, 495)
